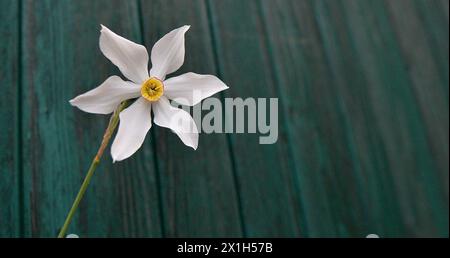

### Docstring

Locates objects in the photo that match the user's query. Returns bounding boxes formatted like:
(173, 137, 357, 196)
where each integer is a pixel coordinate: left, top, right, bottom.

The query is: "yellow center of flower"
(141, 77, 164, 102)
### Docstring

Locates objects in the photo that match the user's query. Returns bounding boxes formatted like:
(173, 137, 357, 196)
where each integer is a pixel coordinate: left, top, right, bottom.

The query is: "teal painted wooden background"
(0, 0, 448, 237)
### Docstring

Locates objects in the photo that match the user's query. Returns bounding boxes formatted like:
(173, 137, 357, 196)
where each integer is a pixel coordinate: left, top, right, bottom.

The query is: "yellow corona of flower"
(141, 77, 164, 102)
(70, 25, 229, 162)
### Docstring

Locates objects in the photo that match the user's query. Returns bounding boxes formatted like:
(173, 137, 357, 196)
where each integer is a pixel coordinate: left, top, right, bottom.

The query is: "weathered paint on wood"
(207, 0, 306, 237)
(139, 0, 243, 237)
(21, 0, 162, 237)
(0, 0, 448, 237)
(0, 0, 21, 238)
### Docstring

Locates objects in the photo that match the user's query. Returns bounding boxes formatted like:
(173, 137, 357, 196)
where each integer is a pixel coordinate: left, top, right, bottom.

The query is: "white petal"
(149, 25, 190, 80)
(69, 76, 140, 114)
(100, 25, 149, 84)
(111, 97, 152, 162)
(164, 72, 229, 106)
(153, 97, 198, 149)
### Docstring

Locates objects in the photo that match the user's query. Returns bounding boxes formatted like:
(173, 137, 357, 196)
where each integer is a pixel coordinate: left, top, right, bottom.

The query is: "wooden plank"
(139, 0, 242, 237)
(311, 0, 412, 237)
(0, 0, 21, 237)
(309, 0, 448, 236)
(260, 0, 370, 237)
(440, 0, 449, 22)
(262, 0, 449, 237)
(413, 0, 449, 92)
(207, 0, 305, 237)
(21, 0, 162, 237)
(383, 0, 449, 236)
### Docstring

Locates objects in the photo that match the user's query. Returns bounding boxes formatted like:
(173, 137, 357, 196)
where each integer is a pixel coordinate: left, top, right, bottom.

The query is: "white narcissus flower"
(70, 25, 228, 162)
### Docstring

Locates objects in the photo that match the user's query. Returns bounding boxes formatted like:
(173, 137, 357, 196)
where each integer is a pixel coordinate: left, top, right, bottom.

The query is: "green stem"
(57, 100, 130, 238)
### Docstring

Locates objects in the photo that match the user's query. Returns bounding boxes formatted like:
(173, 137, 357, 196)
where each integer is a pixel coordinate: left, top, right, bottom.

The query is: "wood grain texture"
(139, 0, 243, 237)
(312, 0, 412, 237)
(0, 0, 448, 237)
(207, 0, 305, 237)
(261, 0, 370, 237)
(383, 0, 448, 236)
(21, 0, 161, 237)
(0, 0, 21, 237)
